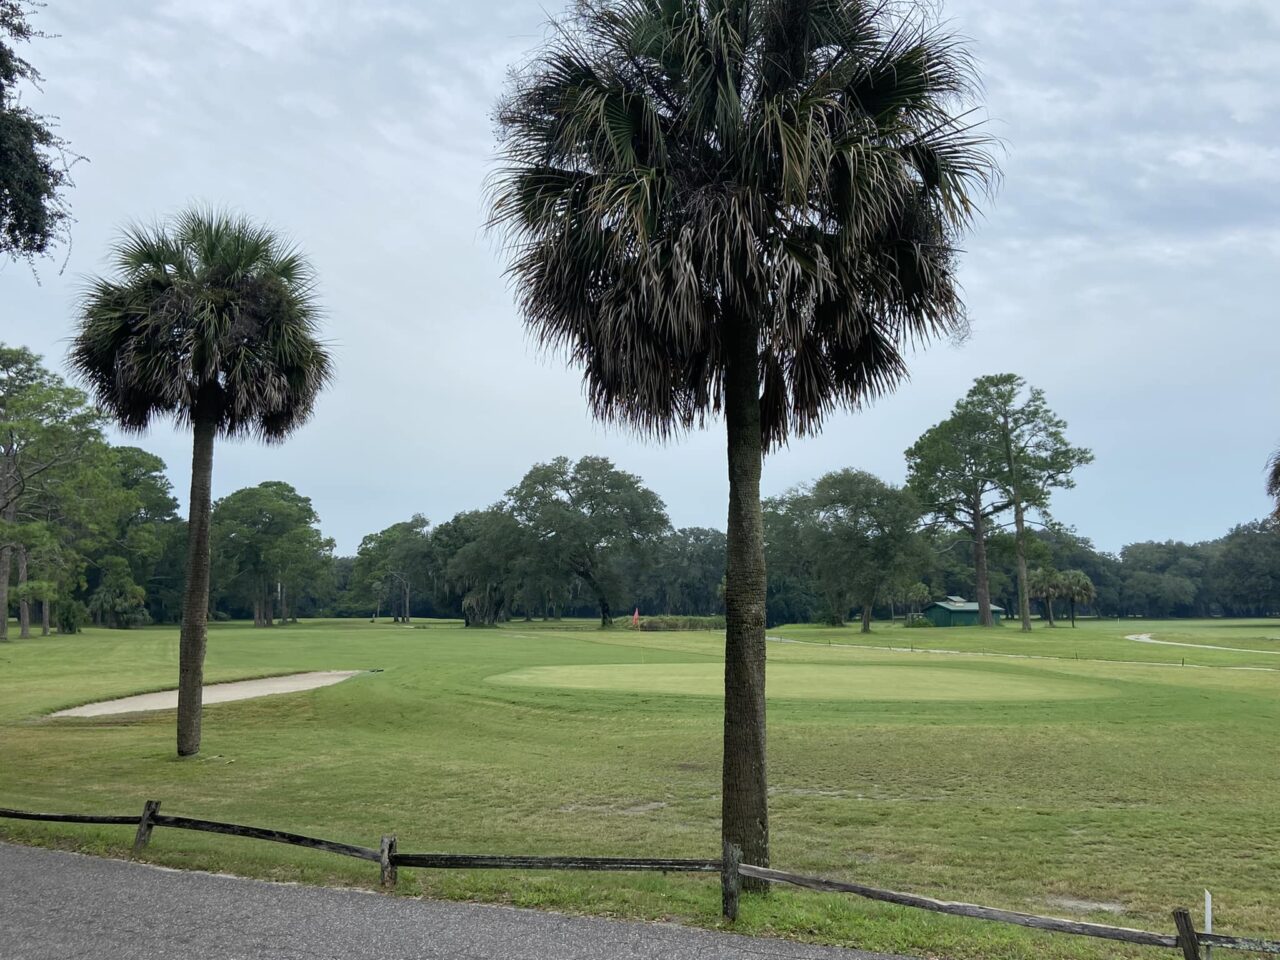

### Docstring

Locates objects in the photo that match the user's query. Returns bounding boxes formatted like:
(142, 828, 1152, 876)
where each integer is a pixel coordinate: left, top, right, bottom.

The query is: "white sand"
(51, 671, 362, 718)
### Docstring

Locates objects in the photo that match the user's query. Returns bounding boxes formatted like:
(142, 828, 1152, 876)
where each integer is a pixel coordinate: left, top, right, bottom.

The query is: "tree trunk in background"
(972, 498, 993, 626)
(0, 544, 9, 641)
(403, 584, 410, 624)
(1070, 598, 1077, 627)
(1012, 501, 1032, 632)
(41, 598, 50, 636)
(722, 309, 769, 885)
(17, 544, 30, 638)
(579, 569, 613, 627)
(178, 419, 216, 757)
(1045, 594, 1056, 626)
(264, 588, 273, 626)
(0, 502, 14, 641)
(860, 605, 872, 634)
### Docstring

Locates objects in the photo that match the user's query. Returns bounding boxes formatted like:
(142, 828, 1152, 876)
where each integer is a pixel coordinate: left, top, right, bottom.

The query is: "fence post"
(1173, 908, 1202, 960)
(132, 800, 161, 856)
(721, 840, 742, 921)
(380, 834, 398, 888)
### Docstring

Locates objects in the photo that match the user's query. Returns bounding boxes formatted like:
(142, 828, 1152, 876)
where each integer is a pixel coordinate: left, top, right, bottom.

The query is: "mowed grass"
(1, 617, 1278, 960)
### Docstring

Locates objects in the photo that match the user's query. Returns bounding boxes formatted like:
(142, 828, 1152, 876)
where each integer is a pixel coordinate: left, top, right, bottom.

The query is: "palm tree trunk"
(722, 309, 769, 882)
(178, 419, 216, 757)
(972, 500, 993, 627)
(1070, 597, 1076, 628)
(41, 597, 50, 636)
(1012, 501, 1032, 632)
(17, 544, 30, 639)
(1046, 594, 1055, 627)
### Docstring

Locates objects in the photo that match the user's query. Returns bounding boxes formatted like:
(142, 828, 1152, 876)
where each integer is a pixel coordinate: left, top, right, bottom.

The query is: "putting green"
(487, 662, 1112, 702)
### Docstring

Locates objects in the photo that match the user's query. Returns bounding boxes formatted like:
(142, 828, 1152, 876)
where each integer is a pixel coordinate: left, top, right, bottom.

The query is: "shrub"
(904, 615, 934, 628)
(637, 615, 726, 631)
(55, 599, 88, 634)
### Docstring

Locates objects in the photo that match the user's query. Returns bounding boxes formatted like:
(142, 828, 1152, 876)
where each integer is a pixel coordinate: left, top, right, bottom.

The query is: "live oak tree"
(0, 1, 74, 263)
(906, 407, 1011, 626)
(812, 470, 923, 632)
(490, 0, 995, 871)
(70, 209, 332, 757)
(638, 527, 727, 617)
(0, 345, 104, 640)
(769, 470, 922, 630)
(440, 508, 524, 626)
(960, 374, 1093, 632)
(211, 482, 334, 626)
(1209, 521, 1280, 617)
(350, 515, 432, 622)
(506, 456, 670, 627)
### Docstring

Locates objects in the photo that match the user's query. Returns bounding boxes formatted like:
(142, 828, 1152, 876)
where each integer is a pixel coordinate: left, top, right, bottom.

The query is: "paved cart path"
(0, 843, 911, 960)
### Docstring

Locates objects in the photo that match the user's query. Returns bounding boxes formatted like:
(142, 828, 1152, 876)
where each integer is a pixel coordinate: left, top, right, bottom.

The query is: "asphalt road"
(0, 843, 911, 960)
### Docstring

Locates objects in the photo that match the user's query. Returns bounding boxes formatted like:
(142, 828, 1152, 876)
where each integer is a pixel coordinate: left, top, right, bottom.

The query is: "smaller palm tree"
(70, 208, 332, 757)
(1027, 567, 1062, 627)
(1058, 570, 1097, 628)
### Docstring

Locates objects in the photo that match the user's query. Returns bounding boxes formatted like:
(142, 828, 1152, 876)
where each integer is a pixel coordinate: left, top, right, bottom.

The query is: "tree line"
(9, 343, 1277, 638)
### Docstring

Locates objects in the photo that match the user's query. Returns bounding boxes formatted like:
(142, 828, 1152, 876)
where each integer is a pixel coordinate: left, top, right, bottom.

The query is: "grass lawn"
(1, 616, 1277, 959)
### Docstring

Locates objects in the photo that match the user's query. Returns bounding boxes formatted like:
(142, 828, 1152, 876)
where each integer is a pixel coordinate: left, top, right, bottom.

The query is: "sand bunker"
(51, 671, 362, 718)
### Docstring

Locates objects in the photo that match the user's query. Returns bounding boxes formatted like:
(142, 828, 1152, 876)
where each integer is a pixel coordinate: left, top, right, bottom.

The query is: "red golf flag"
(632, 608, 640, 628)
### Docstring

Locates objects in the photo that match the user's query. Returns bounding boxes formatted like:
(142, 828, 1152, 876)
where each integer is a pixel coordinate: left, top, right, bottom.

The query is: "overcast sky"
(3, 0, 1277, 555)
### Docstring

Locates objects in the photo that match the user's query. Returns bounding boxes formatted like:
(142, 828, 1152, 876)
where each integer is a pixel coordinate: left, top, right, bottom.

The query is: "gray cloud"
(2, 0, 1275, 554)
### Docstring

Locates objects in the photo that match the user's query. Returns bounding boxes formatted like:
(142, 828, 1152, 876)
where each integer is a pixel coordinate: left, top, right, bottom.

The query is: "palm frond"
(491, 0, 997, 450)
(69, 207, 333, 443)
(1267, 448, 1280, 516)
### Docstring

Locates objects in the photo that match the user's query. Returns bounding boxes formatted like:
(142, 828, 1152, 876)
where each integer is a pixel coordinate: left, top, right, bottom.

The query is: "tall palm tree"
(491, 0, 995, 871)
(69, 209, 332, 757)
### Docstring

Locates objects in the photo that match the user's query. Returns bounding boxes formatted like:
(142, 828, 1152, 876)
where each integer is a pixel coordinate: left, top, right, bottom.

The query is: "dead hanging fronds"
(489, 0, 999, 451)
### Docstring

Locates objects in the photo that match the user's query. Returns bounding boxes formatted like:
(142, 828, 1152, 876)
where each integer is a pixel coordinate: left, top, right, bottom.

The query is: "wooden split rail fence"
(3, 803, 1276, 959)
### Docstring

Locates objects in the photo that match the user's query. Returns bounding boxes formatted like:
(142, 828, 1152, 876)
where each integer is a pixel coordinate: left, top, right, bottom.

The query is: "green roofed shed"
(922, 597, 1003, 627)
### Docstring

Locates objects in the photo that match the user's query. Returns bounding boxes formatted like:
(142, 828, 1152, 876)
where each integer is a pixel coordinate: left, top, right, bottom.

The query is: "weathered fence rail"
(391, 853, 718, 872)
(732, 863, 1280, 957)
(149, 812, 381, 863)
(2, 802, 1276, 959)
(0, 807, 141, 825)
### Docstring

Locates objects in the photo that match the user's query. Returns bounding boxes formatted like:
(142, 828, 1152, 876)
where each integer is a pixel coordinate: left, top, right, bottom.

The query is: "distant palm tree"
(491, 0, 995, 872)
(1028, 567, 1061, 626)
(70, 209, 332, 757)
(1058, 569, 1096, 628)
